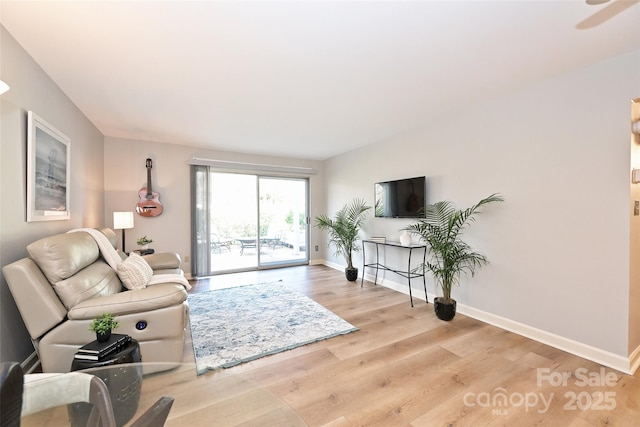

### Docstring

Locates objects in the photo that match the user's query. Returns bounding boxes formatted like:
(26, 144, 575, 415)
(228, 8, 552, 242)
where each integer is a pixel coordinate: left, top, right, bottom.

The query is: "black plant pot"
(345, 267, 358, 282)
(96, 330, 111, 342)
(434, 297, 457, 321)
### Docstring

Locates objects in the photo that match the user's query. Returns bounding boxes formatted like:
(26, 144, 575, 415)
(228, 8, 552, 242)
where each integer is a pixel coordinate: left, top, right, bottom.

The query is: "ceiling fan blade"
(586, 0, 610, 5)
(578, 0, 639, 29)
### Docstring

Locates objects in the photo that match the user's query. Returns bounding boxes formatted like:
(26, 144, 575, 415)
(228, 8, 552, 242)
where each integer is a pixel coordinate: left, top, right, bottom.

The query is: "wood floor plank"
(167, 387, 298, 426)
(178, 265, 638, 426)
(276, 345, 462, 426)
(20, 265, 640, 426)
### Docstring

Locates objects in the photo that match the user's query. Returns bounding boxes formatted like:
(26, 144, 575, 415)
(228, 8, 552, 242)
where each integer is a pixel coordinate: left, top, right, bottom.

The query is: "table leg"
(374, 244, 380, 286)
(422, 247, 428, 303)
(361, 242, 366, 287)
(408, 248, 414, 307)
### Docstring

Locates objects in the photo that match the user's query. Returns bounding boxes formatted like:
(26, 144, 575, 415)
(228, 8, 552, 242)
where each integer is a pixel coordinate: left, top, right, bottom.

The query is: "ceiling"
(1, 1, 639, 160)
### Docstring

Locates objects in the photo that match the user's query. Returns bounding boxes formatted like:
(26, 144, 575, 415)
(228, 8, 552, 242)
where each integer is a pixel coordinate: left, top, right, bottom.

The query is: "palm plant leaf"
(315, 198, 371, 269)
(404, 193, 503, 301)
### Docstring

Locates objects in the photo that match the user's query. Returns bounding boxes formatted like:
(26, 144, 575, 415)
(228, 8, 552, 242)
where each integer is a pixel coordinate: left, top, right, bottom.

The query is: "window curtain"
(190, 165, 210, 277)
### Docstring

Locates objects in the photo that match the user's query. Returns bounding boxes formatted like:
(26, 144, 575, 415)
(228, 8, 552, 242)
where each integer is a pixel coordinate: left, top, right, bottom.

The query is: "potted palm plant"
(315, 198, 372, 281)
(404, 193, 503, 320)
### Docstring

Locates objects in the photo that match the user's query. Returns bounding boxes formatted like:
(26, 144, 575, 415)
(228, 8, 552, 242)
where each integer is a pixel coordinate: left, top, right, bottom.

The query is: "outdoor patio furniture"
(211, 234, 232, 253)
(236, 237, 280, 255)
(267, 231, 285, 250)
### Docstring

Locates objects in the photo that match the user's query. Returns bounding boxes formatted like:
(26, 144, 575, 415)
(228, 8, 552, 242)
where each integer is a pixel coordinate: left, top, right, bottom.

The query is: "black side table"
(133, 248, 154, 255)
(70, 339, 142, 426)
(71, 339, 141, 371)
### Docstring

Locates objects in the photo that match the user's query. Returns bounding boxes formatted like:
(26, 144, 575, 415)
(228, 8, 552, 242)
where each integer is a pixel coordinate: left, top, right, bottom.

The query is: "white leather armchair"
(2, 228, 190, 373)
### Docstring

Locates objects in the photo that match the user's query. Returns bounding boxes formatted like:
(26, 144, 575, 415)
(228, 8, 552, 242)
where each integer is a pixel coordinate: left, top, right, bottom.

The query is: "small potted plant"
(136, 235, 153, 249)
(89, 313, 119, 342)
(314, 198, 372, 281)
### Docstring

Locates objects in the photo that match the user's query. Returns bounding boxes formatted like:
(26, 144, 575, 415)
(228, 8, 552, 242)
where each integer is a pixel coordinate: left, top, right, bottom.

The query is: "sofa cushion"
(117, 252, 153, 290)
(143, 252, 181, 270)
(53, 261, 122, 309)
(67, 284, 188, 320)
(27, 232, 99, 284)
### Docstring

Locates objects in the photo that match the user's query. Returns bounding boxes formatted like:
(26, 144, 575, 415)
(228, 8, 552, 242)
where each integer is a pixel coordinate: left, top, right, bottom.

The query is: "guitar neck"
(146, 167, 153, 196)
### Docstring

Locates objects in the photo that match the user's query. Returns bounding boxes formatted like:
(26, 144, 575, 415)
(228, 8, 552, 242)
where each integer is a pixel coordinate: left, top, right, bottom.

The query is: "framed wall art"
(27, 111, 71, 222)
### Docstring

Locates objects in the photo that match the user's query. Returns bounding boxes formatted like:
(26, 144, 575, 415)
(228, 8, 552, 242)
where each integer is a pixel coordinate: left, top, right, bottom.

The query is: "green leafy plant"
(136, 236, 153, 246)
(404, 193, 504, 302)
(314, 198, 372, 270)
(89, 313, 119, 335)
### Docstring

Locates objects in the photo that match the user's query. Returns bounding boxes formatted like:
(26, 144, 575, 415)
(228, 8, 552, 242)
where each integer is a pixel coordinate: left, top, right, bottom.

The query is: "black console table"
(361, 240, 428, 307)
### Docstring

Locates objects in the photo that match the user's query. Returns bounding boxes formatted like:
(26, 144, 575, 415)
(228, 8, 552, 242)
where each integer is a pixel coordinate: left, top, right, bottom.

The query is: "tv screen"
(375, 176, 426, 218)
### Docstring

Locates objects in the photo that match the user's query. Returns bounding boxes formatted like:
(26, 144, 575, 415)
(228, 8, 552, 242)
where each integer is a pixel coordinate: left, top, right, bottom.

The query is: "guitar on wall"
(136, 158, 163, 217)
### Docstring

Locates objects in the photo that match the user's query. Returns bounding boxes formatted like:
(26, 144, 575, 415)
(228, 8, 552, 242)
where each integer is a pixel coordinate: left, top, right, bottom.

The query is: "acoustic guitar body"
(136, 158, 163, 217)
(136, 189, 163, 217)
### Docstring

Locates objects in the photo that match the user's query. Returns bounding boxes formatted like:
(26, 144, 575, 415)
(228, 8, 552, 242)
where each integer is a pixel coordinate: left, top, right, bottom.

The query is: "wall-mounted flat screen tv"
(374, 176, 426, 218)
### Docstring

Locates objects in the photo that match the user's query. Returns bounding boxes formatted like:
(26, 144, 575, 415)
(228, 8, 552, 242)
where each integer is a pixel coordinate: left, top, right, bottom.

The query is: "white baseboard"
(320, 260, 344, 271)
(629, 344, 640, 374)
(319, 264, 637, 375)
(364, 272, 430, 304)
(460, 304, 633, 375)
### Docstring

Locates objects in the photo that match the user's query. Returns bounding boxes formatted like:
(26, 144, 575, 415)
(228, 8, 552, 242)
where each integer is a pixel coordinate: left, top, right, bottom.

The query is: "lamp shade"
(113, 212, 134, 230)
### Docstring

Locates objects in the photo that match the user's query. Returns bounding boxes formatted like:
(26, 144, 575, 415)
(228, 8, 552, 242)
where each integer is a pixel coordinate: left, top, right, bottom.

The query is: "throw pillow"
(117, 252, 153, 290)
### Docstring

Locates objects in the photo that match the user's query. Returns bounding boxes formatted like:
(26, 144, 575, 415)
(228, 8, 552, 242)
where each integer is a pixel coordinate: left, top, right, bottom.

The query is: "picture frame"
(27, 111, 71, 222)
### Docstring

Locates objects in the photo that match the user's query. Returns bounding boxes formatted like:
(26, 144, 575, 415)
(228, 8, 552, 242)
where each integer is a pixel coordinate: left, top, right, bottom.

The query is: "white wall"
(629, 99, 640, 358)
(323, 50, 640, 362)
(104, 137, 325, 274)
(0, 26, 105, 364)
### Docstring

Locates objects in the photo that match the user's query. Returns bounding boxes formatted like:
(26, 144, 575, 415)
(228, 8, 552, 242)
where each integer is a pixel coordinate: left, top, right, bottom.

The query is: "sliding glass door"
(192, 167, 309, 276)
(257, 177, 308, 268)
(209, 173, 259, 271)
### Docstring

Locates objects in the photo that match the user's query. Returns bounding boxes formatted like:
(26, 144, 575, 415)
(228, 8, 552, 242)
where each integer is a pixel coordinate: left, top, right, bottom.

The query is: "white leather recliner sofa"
(2, 228, 190, 373)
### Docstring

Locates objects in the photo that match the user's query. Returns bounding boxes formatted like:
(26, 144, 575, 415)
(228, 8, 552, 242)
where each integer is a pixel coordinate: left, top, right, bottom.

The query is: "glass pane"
(258, 177, 308, 266)
(204, 172, 309, 274)
(210, 173, 258, 272)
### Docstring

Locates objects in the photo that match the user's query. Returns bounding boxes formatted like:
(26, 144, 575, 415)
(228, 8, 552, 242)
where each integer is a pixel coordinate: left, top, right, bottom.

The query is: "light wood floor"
(25, 265, 640, 426)
(152, 265, 640, 427)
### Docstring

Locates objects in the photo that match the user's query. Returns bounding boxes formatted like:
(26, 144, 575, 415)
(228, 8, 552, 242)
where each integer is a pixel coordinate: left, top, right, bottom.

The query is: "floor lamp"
(113, 212, 134, 253)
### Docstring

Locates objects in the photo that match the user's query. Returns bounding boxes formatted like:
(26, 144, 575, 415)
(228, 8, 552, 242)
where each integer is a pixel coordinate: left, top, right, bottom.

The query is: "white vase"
(400, 230, 411, 246)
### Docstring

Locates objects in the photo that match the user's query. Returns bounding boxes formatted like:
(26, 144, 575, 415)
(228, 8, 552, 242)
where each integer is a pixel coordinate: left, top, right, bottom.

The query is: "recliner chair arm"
(67, 284, 187, 320)
(143, 252, 181, 270)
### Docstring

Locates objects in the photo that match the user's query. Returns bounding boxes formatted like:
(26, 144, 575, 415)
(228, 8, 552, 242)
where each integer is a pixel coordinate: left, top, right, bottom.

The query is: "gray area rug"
(188, 281, 358, 374)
